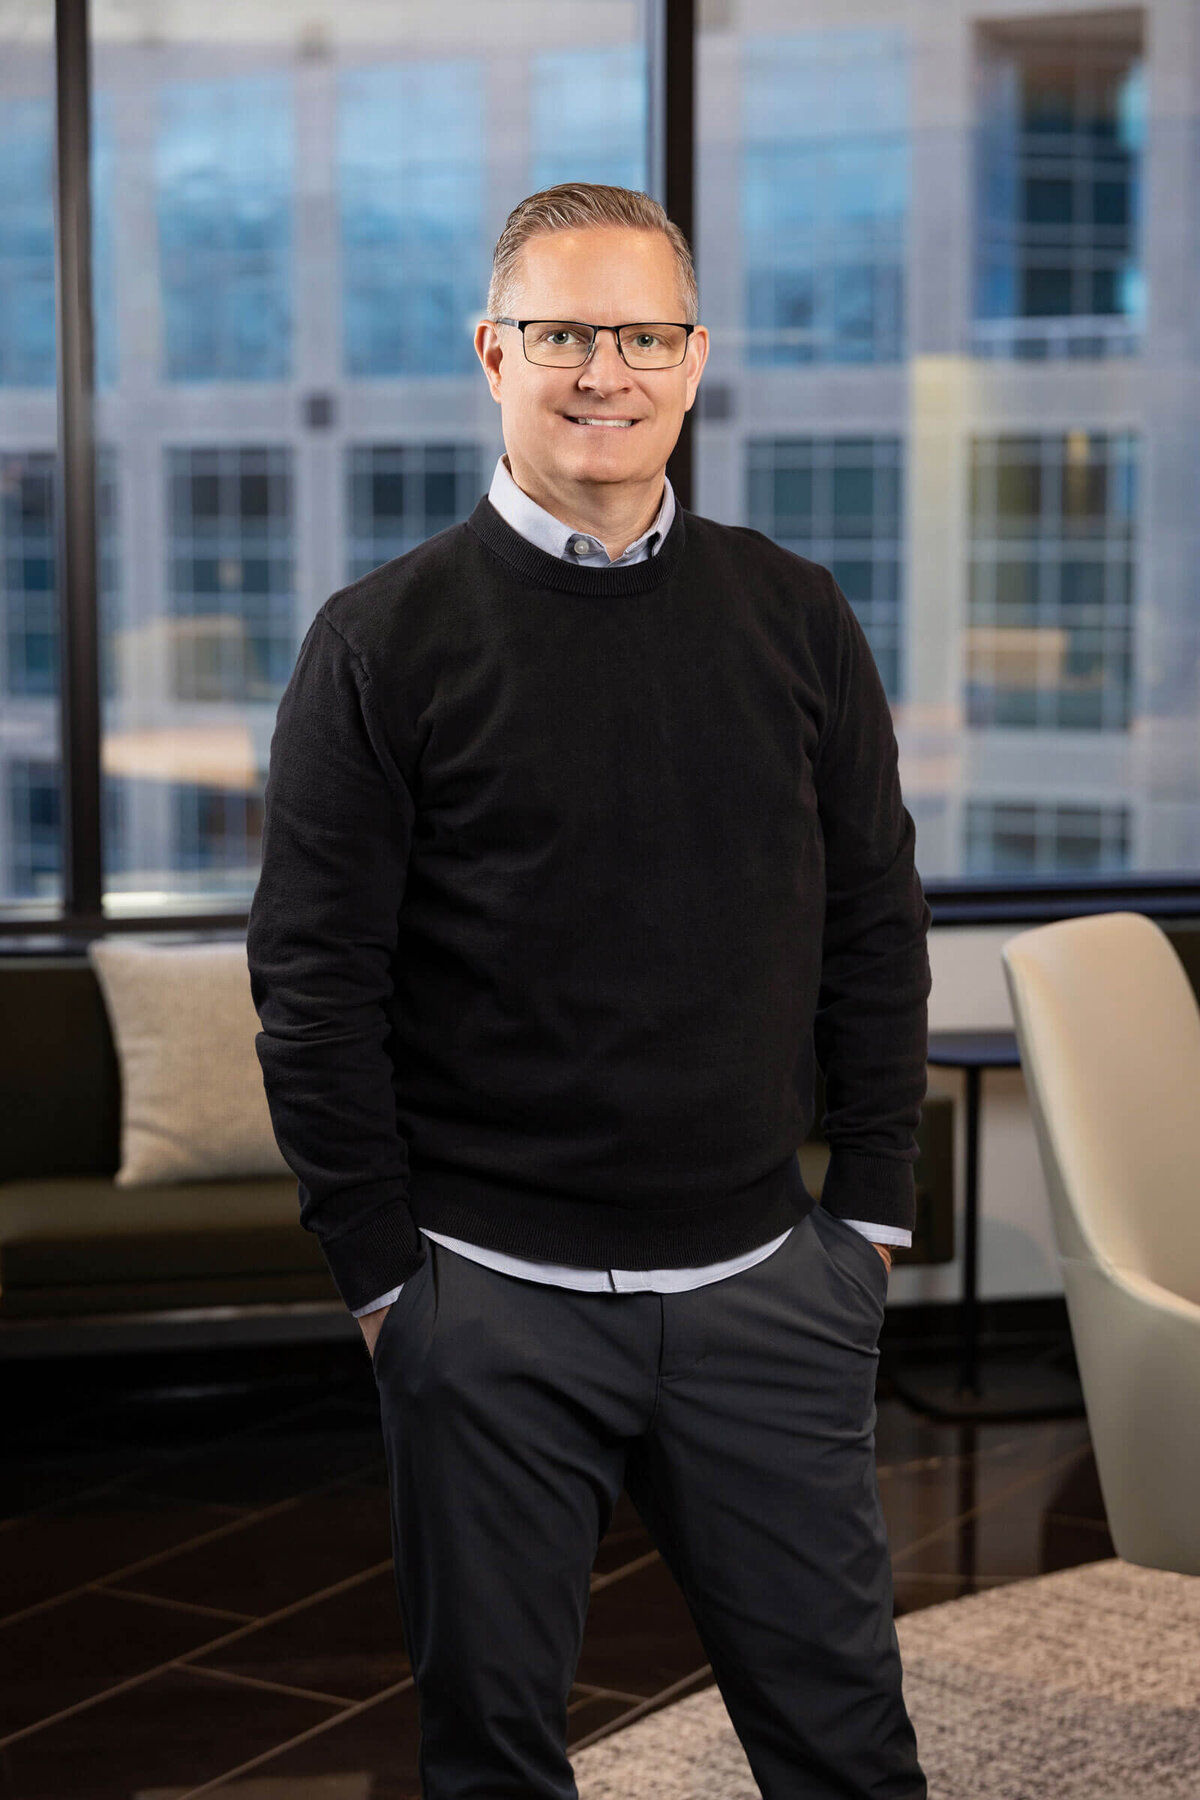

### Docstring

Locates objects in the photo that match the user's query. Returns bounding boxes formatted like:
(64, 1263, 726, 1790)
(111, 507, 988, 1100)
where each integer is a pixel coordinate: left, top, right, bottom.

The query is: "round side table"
(886, 1028, 1086, 1422)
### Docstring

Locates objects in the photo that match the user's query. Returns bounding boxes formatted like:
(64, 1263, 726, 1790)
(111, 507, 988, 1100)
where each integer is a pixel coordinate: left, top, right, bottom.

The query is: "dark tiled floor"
(1, 1328, 1110, 1800)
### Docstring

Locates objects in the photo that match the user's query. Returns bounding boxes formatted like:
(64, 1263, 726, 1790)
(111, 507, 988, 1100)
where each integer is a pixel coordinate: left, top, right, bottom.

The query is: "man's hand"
(358, 1304, 392, 1359)
(871, 1242, 892, 1273)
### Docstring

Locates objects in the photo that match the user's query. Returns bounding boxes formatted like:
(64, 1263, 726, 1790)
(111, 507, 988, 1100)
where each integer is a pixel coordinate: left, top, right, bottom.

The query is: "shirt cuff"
(839, 1221, 912, 1248)
(350, 1283, 406, 1317)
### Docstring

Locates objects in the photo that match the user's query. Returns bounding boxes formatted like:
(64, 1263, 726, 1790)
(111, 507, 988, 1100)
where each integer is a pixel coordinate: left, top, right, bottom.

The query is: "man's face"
(474, 226, 708, 502)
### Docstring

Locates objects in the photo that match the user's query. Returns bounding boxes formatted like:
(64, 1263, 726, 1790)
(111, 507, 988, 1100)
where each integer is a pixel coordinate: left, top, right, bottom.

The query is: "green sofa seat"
(0, 1172, 331, 1318)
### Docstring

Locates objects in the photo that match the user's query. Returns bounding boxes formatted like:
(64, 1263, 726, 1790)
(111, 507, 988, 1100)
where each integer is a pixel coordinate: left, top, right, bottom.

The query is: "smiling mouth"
(566, 416, 638, 427)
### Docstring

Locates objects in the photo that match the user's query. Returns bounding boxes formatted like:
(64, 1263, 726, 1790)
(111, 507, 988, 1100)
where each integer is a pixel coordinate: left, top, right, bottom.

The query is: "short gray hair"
(485, 182, 698, 327)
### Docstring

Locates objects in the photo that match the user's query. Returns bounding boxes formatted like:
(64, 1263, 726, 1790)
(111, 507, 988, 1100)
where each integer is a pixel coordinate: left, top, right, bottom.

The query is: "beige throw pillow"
(87, 935, 292, 1186)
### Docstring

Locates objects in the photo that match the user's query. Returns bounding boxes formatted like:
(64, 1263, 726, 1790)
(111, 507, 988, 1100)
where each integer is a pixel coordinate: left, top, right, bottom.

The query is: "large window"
(697, 0, 1199, 891)
(0, 0, 650, 919)
(0, 12, 61, 909)
(4, 0, 1200, 924)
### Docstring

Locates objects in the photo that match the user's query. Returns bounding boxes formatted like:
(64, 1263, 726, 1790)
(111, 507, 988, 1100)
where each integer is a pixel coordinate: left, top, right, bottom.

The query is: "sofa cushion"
(86, 937, 291, 1187)
(0, 1174, 332, 1316)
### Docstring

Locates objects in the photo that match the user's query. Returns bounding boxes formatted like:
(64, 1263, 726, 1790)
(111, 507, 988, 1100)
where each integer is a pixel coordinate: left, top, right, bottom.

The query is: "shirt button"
(571, 536, 591, 556)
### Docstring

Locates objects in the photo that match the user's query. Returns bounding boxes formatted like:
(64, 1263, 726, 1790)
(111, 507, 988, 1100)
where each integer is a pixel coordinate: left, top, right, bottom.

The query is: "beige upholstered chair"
(1001, 911, 1200, 1576)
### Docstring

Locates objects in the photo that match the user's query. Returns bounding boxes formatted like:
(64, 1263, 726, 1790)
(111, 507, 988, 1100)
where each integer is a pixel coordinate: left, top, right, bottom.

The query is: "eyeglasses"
(490, 318, 695, 369)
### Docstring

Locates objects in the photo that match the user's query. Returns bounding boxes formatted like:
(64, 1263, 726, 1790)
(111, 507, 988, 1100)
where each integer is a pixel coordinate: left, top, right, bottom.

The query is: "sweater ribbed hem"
(405, 1151, 814, 1269)
(465, 492, 687, 596)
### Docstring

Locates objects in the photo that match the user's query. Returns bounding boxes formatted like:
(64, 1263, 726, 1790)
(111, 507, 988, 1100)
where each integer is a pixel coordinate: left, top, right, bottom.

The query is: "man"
(247, 181, 930, 1800)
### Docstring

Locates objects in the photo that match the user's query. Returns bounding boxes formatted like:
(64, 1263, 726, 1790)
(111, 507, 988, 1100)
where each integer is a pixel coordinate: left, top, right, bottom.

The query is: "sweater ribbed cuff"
(317, 1198, 425, 1315)
(819, 1149, 916, 1235)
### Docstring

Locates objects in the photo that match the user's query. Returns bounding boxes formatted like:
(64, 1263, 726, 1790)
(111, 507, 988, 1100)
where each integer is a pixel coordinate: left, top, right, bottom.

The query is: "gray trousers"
(372, 1201, 927, 1800)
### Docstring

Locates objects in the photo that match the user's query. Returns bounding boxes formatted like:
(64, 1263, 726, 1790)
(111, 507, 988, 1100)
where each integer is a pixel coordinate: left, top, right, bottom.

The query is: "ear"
(684, 326, 710, 410)
(474, 321, 504, 402)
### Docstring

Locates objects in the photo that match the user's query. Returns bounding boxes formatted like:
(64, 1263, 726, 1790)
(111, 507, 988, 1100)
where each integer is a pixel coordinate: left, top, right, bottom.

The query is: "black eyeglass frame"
(490, 317, 697, 368)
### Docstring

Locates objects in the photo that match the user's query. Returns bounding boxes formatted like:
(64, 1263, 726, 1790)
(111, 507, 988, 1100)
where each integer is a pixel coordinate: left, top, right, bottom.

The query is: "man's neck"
(502, 454, 664, 563)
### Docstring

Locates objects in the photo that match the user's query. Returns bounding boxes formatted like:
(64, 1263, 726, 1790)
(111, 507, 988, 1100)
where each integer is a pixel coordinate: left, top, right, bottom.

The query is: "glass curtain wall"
(696, 0, 1199, 886)
(9, 0, 648, 914)
(0, 1, 62, 906)
(7, 0, 1200, 913)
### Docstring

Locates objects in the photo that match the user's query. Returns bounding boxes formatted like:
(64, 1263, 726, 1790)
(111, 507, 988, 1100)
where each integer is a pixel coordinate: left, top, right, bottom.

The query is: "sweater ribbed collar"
(466, 491, 687, 596)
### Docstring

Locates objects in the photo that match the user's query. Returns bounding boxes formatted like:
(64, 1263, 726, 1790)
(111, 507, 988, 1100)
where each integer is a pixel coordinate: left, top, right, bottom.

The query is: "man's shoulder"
(684, 510, 833, 585)
(319, 518, 476, 662)
(682, 511, 841, 639)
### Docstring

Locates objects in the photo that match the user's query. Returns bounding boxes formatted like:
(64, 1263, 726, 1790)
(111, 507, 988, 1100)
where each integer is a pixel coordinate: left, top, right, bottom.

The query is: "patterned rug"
(572, 1557, 1200, 1799)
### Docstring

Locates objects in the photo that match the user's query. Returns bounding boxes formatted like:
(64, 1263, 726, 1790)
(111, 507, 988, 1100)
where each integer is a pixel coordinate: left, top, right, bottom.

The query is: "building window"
(966, 430, 1138, 729)
(973, 20, 1144, 360)
(171, 781, 265, 886)
(346, 443, 482, 581)
(0, 100, 56, 390)
(339, 62, 484, 379)
(531, 46, 647, 189)
(7, 757, 59, 900)
(157, 74, 293, 382)
(166, 446, 294, 701)
(1, 453, 55, 698)
(742, 28, 908, 366)
(965, 798, 1130, 875)
(746, 435, 904, 701)
(1, 449, 119, 701)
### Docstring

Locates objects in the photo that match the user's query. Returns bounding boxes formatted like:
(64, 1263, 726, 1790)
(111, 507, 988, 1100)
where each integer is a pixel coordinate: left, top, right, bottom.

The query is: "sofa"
(0, 945, 956, 1357)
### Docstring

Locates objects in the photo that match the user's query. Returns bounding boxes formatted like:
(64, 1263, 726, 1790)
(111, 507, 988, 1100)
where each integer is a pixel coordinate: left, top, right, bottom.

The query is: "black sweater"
(246, 493, 932, 1313)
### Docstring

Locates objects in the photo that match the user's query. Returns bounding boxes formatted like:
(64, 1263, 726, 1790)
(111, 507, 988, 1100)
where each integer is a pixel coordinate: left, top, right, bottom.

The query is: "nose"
(579, 328, 631, 379)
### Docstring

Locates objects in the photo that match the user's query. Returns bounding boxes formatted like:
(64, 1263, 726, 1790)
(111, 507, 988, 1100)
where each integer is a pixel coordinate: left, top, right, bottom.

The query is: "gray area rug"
(572, 1557, 1200, 1799)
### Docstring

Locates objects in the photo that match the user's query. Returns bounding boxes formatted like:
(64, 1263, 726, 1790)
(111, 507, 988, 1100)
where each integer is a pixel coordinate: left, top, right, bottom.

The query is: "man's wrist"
(357, 1302, 391, 1357)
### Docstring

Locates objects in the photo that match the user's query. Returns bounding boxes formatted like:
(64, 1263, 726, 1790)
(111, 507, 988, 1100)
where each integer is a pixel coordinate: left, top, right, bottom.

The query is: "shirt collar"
(487, 453, 675, 566)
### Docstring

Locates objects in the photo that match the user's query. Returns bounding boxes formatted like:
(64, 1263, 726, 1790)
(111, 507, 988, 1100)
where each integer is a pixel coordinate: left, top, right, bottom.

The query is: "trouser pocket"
(370, 1245, 433, 1375)
(814, 1204, 890, 1308)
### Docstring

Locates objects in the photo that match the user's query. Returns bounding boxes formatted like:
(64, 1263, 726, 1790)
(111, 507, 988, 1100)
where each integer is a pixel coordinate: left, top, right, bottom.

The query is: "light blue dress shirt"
(352, 454, 910, 1314)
